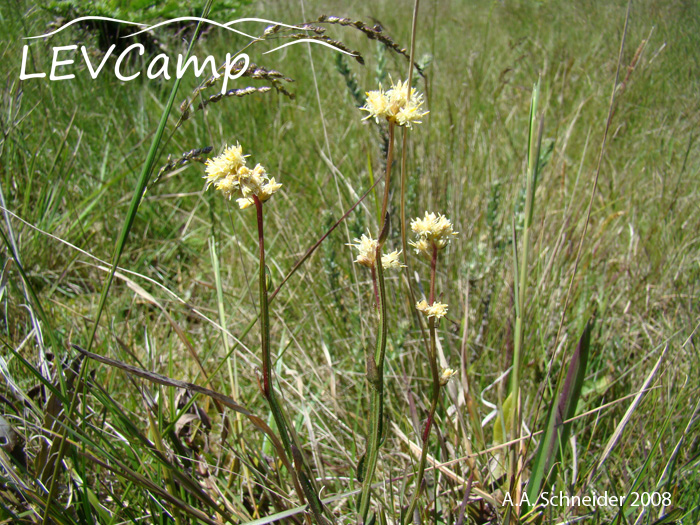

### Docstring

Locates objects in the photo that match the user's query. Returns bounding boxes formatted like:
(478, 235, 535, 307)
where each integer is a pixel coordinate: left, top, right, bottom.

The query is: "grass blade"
(525, 318, 592, 512)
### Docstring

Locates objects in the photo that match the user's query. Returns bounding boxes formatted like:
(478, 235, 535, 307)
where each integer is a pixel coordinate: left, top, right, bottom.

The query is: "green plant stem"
(508, 80, 541, 511)
(254, 196, 294, 455)
(380, 122, 395, 225)
(399, 125, 430, 355)
(403, 245, 441, 524)
(399, 0, 431, 358)
(358, 237, 389, 522)
(253, 196, 328, 525)
(371, 265, 380, 308)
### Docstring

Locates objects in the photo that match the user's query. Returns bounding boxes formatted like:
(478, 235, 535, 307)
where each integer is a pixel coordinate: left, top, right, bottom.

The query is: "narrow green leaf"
(525, 319, 592, 511)
(610, 386, 683, 525)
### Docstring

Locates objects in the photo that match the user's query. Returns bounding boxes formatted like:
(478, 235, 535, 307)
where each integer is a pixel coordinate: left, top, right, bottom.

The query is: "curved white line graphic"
(263, 39, 357, 57)
(23, 16, 355, 58)
(221, 18, 304, 29)
(128, 17, 306, 39)
(25, 16, 305, 42)
(23, 16, 146, 40)
(126, 16, 257, 40)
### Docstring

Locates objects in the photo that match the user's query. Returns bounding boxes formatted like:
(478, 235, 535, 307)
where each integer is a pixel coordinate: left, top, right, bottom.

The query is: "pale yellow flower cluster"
(409, 211, 458, 257)
(349, 233, 405, 270)
(439, 367, 457, 386)
(204, 143, 281, 209)
(415, 299, 449, 320)
(361, 79, 428, 128)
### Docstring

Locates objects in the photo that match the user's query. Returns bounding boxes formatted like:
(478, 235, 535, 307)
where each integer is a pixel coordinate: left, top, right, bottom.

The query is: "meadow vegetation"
(0, 0, 698, 523)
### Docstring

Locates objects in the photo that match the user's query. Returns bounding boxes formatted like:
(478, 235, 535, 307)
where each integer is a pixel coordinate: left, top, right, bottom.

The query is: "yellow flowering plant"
(403, 210, 456, 523)
(203, 143, 327, 522)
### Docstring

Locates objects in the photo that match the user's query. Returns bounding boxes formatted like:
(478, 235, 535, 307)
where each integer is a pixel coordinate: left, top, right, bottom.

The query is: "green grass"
(1, 0, 699, 523)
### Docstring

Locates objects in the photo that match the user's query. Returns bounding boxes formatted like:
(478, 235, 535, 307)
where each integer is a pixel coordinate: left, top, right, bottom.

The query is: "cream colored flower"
(361, 78, 428, 128)
(258, 177, 282, 202)
(410, 211, 458, 256)
(385, 79, 428, 128)
(361, 87, 389, 123)
(439, 367, 457, 386)
(408, 237, 431, 257)
(236, 197, 254, 209)
(396, 104, 427, 127)
(416, 299, 448, 319)
(381, 250, 406, 270)
(205, 145, 280, 207)
(239, 164, 265, 197)
(204, 143, 247, 188)
(349, 234, 404, 270)
(213, 175, 238, 200)
(350, 233, 377, 268)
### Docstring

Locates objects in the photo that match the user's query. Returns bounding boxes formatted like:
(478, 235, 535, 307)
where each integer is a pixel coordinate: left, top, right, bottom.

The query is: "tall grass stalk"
(40, 5, 214, 521)
(381, 123, 395, 224)
(508, 79, 543, 512)
(399, 0, 430, 351)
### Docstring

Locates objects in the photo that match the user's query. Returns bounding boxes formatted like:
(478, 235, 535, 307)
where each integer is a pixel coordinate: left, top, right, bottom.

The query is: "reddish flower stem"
(253, 195, 270, 398)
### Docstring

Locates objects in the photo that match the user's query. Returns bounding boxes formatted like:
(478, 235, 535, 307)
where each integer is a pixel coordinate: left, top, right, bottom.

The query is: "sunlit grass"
(1, 0, 699, 523)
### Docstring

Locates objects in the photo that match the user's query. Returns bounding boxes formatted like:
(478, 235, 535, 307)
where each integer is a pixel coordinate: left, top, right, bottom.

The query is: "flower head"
(204, 144, 281, 208)
(350, 233, 377, 268)
(410, 211, 457, 256)
(213, 175, 238, 200)
(361, 78, 428, 128)
(362, 87, 389, 121)
(439, 367, 457, 386)
(204, 143, 247, 188)
(415, 299, 449, 320)
(381, 250, 406, 270)
(349, 233, 404, 270)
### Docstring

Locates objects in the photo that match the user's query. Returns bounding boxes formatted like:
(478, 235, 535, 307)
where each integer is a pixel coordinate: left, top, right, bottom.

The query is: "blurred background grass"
(0, 0, 698, 522)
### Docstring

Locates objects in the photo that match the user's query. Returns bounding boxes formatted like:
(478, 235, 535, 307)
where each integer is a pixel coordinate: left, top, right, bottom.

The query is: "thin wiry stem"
(371, 265, 380, 309)
(399, 0, 431, 356)
(253, 196, 329, 525)
(381, 122, 396, 226)
(508, 81, 542, 512)
(254, 196, 273, 401)
(403, 244, 441, 524)
(204, 176, 385, 387)
(358, 234, 389, 522)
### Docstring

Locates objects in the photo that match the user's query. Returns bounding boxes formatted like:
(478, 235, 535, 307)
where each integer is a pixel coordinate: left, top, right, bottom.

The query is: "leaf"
(525, 319, 592, 511)
(648, 509, 685, 525)
(493, 391, 515, 446)
(586, 344, 668, 486)
(356, 451, 367, 482)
